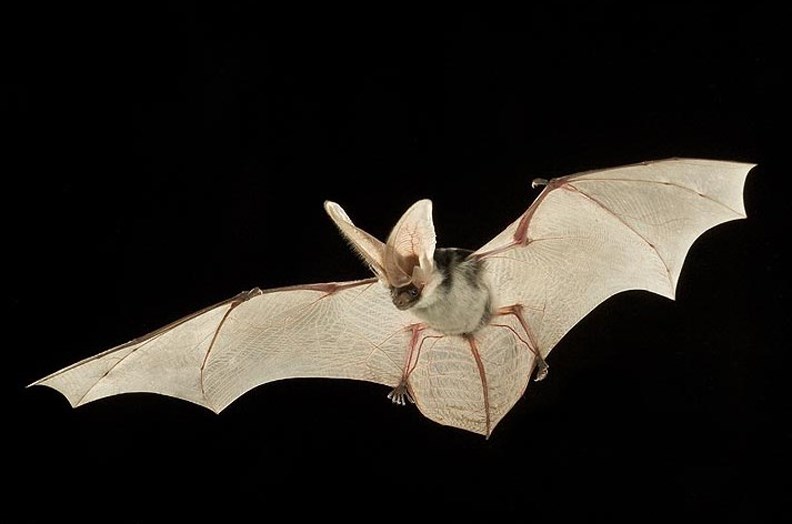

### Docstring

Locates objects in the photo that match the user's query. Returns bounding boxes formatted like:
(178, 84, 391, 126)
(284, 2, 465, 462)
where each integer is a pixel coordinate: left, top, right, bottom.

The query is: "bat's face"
(390, 283, 421, 310)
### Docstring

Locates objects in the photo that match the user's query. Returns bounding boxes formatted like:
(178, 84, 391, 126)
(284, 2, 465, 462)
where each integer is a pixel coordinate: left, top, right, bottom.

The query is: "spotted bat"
(31, 158, 753, 436)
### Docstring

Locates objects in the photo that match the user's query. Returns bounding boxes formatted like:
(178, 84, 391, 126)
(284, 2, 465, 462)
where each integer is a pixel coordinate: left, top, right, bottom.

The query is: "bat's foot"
(494, 304, 549, 382)
(387, 383, 414, 406)
(534, 359, 549, 381)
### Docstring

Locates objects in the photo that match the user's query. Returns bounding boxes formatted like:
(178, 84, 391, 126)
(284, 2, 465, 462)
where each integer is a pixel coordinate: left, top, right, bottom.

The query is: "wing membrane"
(31, 279, 413, 412)
(477, 158, 753, 359)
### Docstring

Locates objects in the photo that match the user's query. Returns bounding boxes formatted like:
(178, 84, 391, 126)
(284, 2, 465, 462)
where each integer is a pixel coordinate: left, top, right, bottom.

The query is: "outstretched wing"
(31, 279, 415, 413)
(30, 276, 524, 435)
(475, 158, 754, 360)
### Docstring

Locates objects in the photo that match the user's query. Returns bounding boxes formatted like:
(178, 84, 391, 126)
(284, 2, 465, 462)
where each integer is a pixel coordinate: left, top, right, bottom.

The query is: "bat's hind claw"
(387, 383, 414, 406)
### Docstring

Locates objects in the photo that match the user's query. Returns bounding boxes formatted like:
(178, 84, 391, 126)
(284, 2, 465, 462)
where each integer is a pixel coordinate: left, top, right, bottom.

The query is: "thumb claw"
(534, 363, 549, 382)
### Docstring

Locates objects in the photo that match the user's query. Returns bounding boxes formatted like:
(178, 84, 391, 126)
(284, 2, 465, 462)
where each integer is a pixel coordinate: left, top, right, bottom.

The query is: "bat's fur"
(409, 248, 491, 335)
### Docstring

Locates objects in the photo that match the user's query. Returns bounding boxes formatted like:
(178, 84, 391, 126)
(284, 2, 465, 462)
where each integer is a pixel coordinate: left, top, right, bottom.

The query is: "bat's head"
(324, 199, 438, 310)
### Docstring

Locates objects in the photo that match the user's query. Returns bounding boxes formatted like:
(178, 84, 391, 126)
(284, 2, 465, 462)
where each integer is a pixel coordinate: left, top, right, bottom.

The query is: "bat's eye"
(407, 287, 418, 297)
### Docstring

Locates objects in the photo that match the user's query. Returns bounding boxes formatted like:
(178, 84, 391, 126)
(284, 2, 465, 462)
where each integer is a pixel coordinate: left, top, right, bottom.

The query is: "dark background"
(5, 4, 787, 522)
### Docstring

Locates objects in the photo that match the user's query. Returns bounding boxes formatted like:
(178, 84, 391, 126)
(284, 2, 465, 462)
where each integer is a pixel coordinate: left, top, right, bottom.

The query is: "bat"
(30, 158, 753, 436)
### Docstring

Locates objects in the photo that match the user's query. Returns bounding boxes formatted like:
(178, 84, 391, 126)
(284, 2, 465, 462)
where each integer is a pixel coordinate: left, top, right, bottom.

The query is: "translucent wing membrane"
(477, 158, 753, 360)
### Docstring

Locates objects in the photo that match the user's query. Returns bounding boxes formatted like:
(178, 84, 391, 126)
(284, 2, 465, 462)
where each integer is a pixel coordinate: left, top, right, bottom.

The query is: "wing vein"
(565, 183, 674, 288)
(199, 302, 243, 409)
(73, 330, 171, 406)
(574, 178, 745, 217)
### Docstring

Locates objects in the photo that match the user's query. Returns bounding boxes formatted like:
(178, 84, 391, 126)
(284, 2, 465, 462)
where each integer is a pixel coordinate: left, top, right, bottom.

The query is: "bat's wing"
(31, 277, 520, 435)
(475, 158, 754, 361)
(31, 279, 417, 413)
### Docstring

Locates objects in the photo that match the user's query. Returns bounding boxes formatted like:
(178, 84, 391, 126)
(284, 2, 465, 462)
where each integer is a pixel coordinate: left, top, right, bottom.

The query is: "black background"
(5, 4, 788, 522)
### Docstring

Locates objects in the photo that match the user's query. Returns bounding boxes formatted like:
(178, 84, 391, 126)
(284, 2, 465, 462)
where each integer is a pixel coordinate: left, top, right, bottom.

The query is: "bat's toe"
(386, 383, 414, 406)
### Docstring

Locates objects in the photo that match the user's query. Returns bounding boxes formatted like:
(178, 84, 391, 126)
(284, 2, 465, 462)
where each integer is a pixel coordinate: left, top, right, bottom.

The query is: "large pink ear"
(324, 201, 387, 281)
(384, 199, 436, 288)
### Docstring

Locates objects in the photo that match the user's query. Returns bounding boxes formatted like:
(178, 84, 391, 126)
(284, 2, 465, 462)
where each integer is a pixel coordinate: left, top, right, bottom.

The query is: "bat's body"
(407, 248, 490, 336)
(31, 158, 754, 436)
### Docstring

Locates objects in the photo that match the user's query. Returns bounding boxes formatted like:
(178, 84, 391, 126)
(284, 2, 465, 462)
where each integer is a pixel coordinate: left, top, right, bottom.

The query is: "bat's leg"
(387, 323, 438, 406)
(465, 334, 491, 437)
(495, 305, 549, 381)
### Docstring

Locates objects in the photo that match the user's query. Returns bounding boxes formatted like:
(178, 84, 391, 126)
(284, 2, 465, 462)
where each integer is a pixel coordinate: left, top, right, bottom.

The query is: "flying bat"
(30, 158, 753, 436)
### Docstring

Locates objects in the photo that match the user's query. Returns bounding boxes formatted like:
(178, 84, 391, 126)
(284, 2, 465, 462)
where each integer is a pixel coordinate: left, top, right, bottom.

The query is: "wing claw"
(533, 361, 549, 381)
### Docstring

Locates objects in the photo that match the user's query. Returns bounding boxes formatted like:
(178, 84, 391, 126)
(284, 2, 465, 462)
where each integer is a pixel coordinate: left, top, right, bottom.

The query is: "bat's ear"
(384, 199, 436, 288)
(324, 201, 388, 281)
